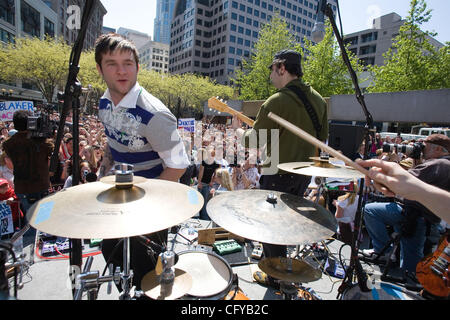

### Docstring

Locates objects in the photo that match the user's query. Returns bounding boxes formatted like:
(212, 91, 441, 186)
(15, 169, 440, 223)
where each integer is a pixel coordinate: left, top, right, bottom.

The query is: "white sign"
(178, 118, 195, 133)
(0, 202, 13, 236)
(0, 101, 34, 121)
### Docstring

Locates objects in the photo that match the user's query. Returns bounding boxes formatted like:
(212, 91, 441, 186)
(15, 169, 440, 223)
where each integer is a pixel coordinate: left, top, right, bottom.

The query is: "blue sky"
(101, 0, 449, 44)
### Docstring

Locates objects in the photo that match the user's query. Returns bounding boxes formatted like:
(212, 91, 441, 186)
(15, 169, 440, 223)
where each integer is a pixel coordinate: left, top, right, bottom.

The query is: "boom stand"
(317, 0, 375, 296)
(48, 0, 96, 299)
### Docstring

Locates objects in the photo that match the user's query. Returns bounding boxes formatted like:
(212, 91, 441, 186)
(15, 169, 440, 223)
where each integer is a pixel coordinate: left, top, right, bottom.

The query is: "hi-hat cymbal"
(259, 257, 322, 283)
(278, 158, 364, 179)
(141, 269, 192, 300)
(26, 178, 203, 239)
(206, 190, 337, 246)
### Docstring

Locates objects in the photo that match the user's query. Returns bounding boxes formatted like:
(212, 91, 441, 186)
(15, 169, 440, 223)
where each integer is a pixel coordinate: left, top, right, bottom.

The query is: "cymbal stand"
(119, 237, 133, 300)
(73, 256, 121, 300)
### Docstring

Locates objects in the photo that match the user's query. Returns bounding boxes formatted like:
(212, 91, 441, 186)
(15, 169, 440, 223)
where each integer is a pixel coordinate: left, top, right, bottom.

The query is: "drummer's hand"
(356, 159, 421, 199)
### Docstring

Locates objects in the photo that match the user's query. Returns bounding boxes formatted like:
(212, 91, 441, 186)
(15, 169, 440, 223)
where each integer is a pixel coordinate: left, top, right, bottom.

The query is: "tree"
(0, 36, 71, 103)
(301, 21, 364, 97)
(138, 70, 234, 118)
(367, 0, 450, 93)
(234, 14, 302, 100)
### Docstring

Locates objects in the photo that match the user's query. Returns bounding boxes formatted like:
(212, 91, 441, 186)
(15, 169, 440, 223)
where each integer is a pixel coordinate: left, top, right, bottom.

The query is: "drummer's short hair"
(95, 33, 139, 69)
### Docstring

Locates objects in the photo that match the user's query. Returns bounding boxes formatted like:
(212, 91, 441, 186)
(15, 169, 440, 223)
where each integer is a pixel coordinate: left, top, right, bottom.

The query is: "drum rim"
(177, 249, 234, 300)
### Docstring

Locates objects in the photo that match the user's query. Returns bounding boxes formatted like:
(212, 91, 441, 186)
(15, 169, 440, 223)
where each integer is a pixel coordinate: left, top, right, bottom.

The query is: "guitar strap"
(286, 85, 322, 139)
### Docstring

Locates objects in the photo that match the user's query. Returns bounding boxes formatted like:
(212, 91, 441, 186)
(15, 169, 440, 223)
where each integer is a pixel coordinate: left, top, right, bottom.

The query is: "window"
(21, 0, 40, 37)
(0, 0, 15, 25)
(44, 18, 55, 38)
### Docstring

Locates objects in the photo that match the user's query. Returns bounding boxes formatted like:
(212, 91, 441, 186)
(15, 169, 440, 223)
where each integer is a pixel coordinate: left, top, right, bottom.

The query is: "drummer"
(232, 49, 329, 288)
(94, 33, 190, 291)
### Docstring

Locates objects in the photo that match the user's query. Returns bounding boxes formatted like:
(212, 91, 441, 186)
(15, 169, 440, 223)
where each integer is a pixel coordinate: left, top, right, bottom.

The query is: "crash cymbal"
(141, 268, 192, 300)
(259, 257, 322, 283)
(26, 178, 203, 239)
(206, 190, 337, 246)
(278, 157, 364, 179)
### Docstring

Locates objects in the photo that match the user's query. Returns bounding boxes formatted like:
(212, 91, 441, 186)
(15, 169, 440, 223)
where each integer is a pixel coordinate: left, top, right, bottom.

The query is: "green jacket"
(243, 79, 328, 174)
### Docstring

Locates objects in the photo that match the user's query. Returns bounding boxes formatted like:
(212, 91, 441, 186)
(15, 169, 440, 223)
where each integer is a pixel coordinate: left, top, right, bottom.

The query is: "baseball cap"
(268, 49, 302, 69)
(8, 129, 17, 136)
(424, 134, 450, 151)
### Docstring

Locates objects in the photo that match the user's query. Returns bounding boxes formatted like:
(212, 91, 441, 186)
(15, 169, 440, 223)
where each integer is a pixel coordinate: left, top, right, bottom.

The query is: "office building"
(169, 0, 337, 84)
(0, 0, 59, 103)
(139, 41, 170, 73)
(117, 27, 152, 50)
(154, 0, 176, 44)
(344, 12, 444, 67)
(44, 0, 106, 49)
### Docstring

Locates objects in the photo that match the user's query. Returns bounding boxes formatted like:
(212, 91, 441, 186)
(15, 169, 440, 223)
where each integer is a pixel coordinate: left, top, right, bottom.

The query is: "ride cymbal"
(259, 257, 322, 283)
(278, 157, 364, 179)
(206, 190, 337, 246)
(26, 178, 203, 239)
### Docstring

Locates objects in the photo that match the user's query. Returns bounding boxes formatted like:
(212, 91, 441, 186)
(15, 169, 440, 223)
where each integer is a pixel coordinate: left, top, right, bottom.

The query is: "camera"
(27, 113, 57, 139)
(382, 142, 424, 159)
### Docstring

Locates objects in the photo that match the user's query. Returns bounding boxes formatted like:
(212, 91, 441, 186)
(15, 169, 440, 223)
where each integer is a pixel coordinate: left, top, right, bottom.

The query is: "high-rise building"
(344, 12, 444, 67)
(169, 0, 337, 85)
(154, 0, 176, 44)
(0, 0, 59, 103)
(117, 27, 152, 50)
(139, 41, 170, 73)
(45, 0, 107, 49)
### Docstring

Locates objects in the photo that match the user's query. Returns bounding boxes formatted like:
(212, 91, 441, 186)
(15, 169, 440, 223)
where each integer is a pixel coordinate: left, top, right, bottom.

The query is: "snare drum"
(176, 250, 234, 300)
(341, 282, 424, 300)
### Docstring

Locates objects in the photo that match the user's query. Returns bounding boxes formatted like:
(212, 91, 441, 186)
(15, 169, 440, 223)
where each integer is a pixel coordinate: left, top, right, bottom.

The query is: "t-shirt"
(336, 195, 359, 231)
(99, 83, 189, 178)
(201, 160, 220, 184)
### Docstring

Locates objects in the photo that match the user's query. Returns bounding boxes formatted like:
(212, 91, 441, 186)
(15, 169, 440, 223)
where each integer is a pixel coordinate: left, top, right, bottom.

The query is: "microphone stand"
(48, 0, 96, 298)
(317, 1, 375, 296)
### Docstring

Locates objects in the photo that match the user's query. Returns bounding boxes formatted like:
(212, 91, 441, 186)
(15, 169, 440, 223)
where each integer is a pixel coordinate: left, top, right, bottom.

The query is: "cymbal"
(26, 178, 203, 239)
(278, 158, 364, 179)
(206, 190, 337, 246)
(259, 257, 322, 283)
(141, 268, 192, 300)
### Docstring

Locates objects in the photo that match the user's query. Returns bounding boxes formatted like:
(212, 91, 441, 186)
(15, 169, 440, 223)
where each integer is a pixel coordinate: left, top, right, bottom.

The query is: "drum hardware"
(73, 256, 121, 300)
(0, 240, 28, 299)
(141, 251, 193, 300)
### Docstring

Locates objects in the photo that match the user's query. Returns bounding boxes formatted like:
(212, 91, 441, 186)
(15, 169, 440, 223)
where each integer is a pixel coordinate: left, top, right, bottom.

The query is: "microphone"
(312, 0, 327, 43)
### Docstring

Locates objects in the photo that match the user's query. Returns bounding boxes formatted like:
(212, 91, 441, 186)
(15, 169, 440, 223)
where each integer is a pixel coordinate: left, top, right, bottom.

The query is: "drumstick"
(267, 112, 370, 177)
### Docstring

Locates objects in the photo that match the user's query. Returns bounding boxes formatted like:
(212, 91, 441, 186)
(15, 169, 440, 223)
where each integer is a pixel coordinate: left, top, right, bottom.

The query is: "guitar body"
(416, 234, 450, 298)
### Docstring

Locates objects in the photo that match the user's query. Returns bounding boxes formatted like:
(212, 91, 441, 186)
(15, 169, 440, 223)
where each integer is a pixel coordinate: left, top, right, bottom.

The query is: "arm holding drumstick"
(267, 112, 450, 223)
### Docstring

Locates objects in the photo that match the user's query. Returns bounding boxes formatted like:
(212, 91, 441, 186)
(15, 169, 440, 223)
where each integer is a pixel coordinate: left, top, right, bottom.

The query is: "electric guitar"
(207, 97, 255, 127)
(416, 234, 450, 297)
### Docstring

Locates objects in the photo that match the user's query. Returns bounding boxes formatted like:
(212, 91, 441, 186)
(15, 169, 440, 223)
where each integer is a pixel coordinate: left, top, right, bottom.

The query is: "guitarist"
(232, 49, 328, 288)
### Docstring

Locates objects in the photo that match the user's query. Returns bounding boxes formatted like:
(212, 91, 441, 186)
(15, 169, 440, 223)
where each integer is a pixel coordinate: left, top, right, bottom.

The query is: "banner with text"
(178, 118, 195, 133)
(0, 101, 34, 121)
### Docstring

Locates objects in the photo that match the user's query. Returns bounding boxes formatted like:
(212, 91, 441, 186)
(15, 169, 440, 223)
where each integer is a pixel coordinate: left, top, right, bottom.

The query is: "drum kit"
(0, 155, 420, 300)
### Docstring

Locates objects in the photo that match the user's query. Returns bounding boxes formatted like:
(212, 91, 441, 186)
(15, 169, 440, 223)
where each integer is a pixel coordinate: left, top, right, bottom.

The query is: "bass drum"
(341, 282, 424, 300)
(176, 250, 234, 300)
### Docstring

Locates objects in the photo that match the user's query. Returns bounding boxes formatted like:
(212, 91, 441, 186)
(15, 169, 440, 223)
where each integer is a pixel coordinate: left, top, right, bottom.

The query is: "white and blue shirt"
(99, 83, 190, 178)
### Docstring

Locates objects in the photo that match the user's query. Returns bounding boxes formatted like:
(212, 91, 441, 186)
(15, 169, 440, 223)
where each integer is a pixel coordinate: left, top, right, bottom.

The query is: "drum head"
(175, 251, 233, 298)
(342, 282, 424, 300)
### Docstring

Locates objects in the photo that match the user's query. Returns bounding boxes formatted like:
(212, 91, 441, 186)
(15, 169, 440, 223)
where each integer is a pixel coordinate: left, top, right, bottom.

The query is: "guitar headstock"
(208, 97, 230, 113)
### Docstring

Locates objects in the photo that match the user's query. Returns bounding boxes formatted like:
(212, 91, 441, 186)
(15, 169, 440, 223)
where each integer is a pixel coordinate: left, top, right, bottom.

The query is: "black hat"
(269, 49, 302, 69)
